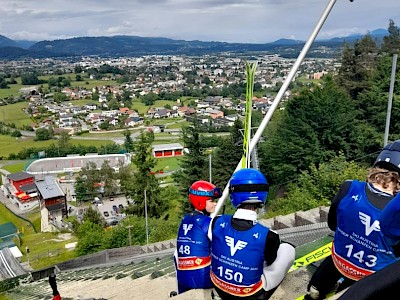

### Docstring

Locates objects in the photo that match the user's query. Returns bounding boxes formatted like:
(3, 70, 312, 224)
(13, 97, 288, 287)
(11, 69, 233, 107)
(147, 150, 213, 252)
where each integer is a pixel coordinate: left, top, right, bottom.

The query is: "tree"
(54, 92, 69, 103)
(57, 131, 70, 156)
(76, 161, 102, 200)
(21, 73, 42, 85)
(381, 19, 400, 55)
(130, 131, 165, 218)
(118, 165, 135, 197)
(267, 154, 367, 217)
(259, 76, 363, 185)
(100, 161, 118, 197)
(82, 206, 106, 227)
(211, 120, 243, 190)
(75, 221, 105, 255)
(123, 129, 133, 152)
(35, 128, 52, 141)
(74, 176, 87, 201)
(335, 35, 378, 100)
(173, 123, 207, 213)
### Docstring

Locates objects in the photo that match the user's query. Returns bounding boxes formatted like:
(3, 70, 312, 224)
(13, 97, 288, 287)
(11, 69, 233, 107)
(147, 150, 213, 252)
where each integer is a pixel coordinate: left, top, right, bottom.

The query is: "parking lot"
(93, 196, 130, 225)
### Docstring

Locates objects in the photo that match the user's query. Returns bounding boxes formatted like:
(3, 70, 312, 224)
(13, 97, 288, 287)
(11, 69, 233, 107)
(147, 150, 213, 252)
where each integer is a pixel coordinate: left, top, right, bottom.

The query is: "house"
(177, 106, 190, 117)
(152, 143, 184, 158)
(184, 107, 196, 116)
(153, 109, 171, 119)
(209, 109, 224, 119)
(124, 117, 144, 127)
(2, 172, 39, 211)
(197, 102, 210, 109)
(85, 103, 97, 110)
(36, 176, 67, 232)
(71, 106, 87, 115)
(204, 96, 223, 105)
(119, 107, 131, 115)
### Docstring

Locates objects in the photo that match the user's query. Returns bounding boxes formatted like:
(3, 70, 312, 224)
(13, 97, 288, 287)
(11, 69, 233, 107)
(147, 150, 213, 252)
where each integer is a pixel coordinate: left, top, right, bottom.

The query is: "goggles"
(189, 187, 223, 199)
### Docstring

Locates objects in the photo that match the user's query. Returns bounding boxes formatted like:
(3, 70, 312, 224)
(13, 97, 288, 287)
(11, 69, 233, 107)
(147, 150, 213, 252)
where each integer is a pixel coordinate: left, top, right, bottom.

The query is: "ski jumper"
(175, 211, 213, 293)
(211, 214, 269, 297)
(332, 180, 397, 281)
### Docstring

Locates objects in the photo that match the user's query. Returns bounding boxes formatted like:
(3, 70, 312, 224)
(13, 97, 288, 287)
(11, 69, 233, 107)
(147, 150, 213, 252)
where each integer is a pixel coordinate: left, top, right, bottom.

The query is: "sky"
(0, 0, 399, 43)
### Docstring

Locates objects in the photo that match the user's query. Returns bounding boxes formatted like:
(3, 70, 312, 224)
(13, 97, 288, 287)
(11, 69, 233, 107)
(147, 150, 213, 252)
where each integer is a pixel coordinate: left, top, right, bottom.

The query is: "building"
(1, 172, 39, 211)
(152, 143, 184, 158)
(35, 176, 68, 232)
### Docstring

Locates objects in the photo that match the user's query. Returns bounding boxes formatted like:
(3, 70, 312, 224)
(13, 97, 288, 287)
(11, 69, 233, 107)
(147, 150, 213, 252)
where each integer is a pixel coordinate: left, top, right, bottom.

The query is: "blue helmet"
(374, 140, 400, 173)
(229, 168, 269, 208)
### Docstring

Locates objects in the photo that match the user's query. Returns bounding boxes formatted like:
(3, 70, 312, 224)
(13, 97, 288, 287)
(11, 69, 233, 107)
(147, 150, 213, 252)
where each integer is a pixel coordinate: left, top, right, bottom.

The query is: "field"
(0, 135, 114, 158)
(0, 102, 32, 127)
(153, 156, 182, 172)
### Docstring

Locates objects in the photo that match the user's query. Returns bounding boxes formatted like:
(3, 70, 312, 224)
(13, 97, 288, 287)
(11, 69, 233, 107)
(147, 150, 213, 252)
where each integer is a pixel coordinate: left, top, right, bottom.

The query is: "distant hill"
(0, 29, 389, 59)
(0, 35, 19, 48)
(271, 39, 304, 45)
(15, 40, 37, 49)
(322, 28, 388, 44)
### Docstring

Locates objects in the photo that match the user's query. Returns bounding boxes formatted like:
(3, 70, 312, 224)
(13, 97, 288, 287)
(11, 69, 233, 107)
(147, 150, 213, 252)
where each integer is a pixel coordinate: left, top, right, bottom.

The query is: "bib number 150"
(217, 266, 243, 283)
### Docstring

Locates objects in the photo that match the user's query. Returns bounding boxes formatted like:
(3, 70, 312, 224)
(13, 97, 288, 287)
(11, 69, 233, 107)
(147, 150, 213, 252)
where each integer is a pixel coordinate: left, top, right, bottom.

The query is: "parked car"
(118, 204, 124, 210)
(92, 197, 103, 206)
(110, 196, 114, 201)
(103, 211, 109, 217)
(112, 205, 118, 212)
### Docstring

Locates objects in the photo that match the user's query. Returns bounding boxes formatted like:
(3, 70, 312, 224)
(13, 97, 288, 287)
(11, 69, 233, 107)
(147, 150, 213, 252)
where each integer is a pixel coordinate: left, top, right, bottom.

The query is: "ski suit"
(174, 211, 213, 293)
(306, 180, 398, 299)
(209, 209, 295, 300)
(337, 192, 400, 299)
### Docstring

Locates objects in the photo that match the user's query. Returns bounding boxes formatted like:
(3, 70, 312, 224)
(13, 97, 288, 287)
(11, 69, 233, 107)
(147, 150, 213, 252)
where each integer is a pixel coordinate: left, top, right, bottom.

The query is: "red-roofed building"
(2, 171, 39, 211)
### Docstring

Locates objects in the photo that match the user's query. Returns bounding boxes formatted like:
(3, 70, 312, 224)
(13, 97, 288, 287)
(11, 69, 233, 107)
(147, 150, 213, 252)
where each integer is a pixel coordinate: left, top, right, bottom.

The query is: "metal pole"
(127, 225, 133, 246)
(212, 0, 339, 218)
(384, 54, 398, 146)
(144, 189, 149, 244)
(209, 153, 212, 183)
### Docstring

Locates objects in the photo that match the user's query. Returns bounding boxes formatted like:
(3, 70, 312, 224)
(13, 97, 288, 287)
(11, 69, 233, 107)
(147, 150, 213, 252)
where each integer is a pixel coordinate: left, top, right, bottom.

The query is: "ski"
(288, 241, 332, 273)
(290, 241, 333, 300)
(242, 61, 257, 169)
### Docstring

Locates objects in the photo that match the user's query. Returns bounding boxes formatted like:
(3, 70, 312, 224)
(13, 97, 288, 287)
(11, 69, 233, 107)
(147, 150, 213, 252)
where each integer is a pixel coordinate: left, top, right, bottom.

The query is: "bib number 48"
(217, 266, 243, 283)
(179, 245, 191, 255)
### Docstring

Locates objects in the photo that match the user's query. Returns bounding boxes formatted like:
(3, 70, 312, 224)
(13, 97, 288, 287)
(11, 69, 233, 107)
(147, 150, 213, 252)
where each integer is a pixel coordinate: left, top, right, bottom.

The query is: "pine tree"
(173, 123, 207, 213)
(212, 119, 243, 190)
(381, 19, 400, 55)
(130, 131, 164, 218)
(259, 76, 363, 184)
(335, 35, 378, 100)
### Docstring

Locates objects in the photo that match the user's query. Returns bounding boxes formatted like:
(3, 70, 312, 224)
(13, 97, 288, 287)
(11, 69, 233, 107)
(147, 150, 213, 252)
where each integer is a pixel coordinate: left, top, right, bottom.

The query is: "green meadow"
(0, 135, 114, 158)
(0, 102, 32, 127)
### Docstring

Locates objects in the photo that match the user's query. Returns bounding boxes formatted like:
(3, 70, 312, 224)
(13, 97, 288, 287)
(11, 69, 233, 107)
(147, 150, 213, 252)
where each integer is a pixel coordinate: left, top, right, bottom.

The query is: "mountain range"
(0, 29, 389, 59)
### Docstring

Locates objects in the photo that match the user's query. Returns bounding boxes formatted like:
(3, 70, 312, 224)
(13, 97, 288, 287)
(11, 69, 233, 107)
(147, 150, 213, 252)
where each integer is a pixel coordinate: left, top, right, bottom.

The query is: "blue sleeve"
(380, 193, 400, 239)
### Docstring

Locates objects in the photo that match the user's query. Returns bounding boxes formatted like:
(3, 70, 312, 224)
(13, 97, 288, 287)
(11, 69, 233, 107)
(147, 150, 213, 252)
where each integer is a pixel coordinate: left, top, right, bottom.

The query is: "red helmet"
(189, 180, 222, 210)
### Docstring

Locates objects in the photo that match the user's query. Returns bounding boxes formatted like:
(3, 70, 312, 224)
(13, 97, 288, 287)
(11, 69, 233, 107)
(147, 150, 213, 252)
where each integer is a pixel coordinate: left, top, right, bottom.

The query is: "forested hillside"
(176, 20, 400, 217)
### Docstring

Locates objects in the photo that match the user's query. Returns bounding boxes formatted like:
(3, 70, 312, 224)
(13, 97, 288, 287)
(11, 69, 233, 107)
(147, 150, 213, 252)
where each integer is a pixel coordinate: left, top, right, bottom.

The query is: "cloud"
(0, 0, 399, 43)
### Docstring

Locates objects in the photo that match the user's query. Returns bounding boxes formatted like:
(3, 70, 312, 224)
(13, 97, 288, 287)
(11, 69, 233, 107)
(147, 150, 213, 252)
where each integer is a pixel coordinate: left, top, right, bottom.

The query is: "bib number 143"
(345, 244, 377, 267)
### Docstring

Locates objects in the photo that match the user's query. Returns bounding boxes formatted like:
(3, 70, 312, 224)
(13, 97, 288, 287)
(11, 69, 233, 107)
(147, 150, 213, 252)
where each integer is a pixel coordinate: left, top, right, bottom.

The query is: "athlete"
(209, 168, 295, 300)
(337, 159, 400, 300)
(173, 180, 222, 294)
(305, 140, 400, 300)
